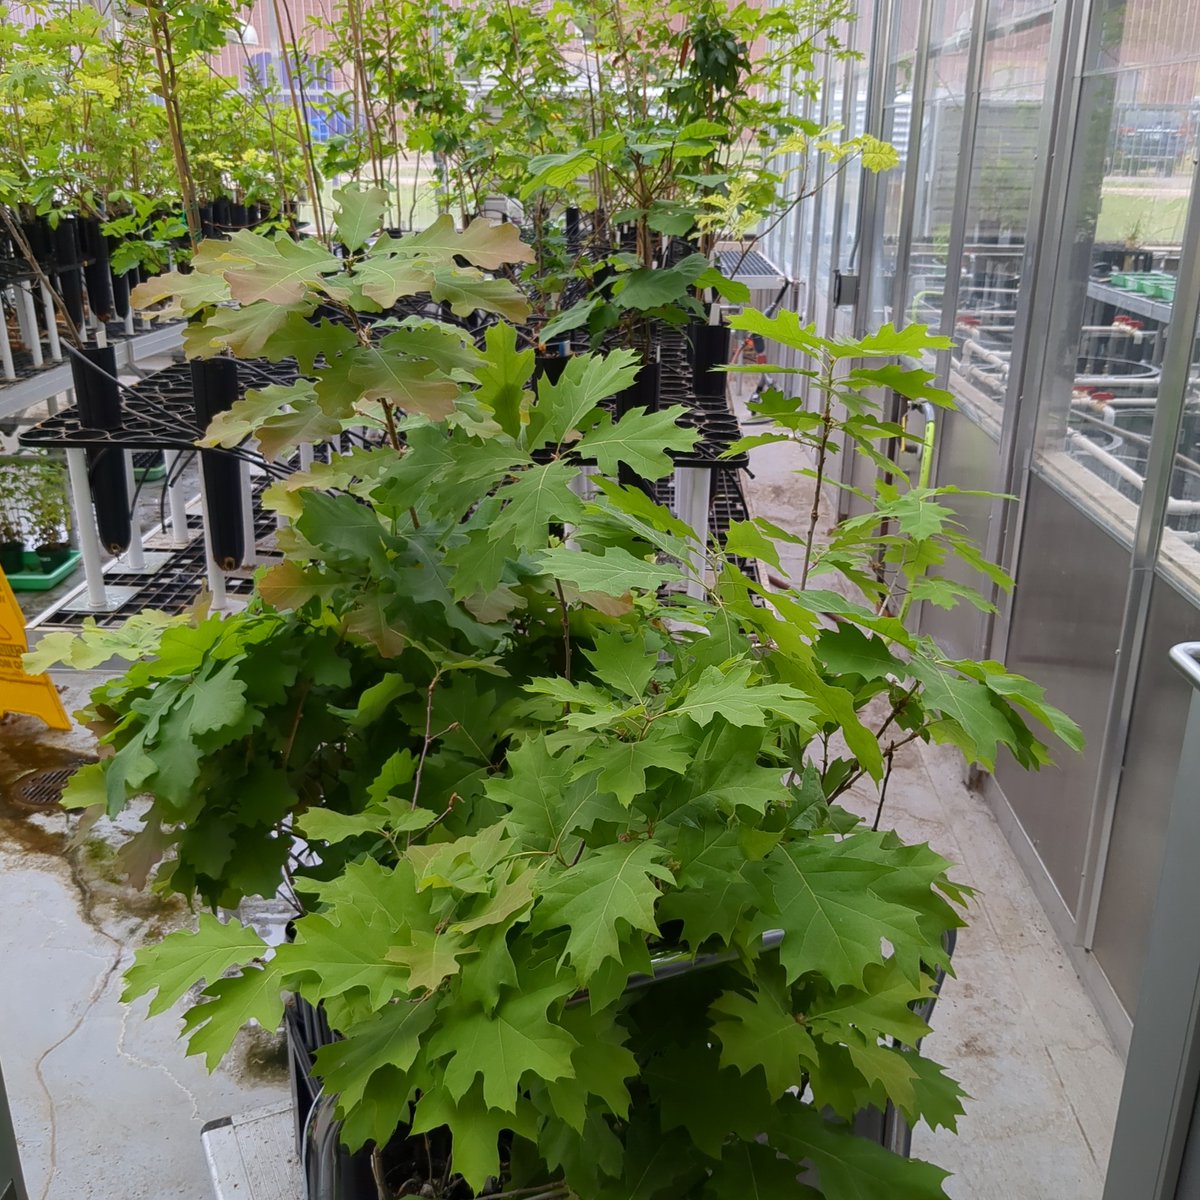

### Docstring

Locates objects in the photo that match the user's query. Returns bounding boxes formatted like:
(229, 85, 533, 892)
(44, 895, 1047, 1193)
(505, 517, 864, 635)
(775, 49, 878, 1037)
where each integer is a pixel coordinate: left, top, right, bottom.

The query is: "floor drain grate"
(11, 762, 91, 811)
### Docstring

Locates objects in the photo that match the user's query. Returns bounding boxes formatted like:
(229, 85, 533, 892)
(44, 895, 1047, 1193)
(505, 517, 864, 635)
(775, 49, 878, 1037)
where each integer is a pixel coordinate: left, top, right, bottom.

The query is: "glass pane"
(946, 1, 1055, 422)
(906, 0, 976, 335)
(868, 0, 923, 325)
(1033, 64, 1198, 538)
(1090, 0, 1200, 73)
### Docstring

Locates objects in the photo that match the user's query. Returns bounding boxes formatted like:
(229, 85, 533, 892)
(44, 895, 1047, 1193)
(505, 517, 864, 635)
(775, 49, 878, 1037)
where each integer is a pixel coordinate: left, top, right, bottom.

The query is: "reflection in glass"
(945, 3, 1055, 415)
(906, 0, 975, 343)
(1035, 61, 1198, 537)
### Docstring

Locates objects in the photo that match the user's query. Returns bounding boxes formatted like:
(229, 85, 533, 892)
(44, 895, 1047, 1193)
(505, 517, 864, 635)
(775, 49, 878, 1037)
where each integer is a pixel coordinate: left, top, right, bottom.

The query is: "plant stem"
(801, 359, 837, 589)
(144, 0, 200, 250)
(872, 746, 895, 832)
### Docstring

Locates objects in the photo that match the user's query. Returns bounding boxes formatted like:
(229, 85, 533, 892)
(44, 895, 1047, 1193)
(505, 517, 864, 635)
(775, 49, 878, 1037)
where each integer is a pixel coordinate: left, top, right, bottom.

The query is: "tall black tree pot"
(191, 357, 245, 570)
(51, 218, 86, 330)
(70, 345, 130, 554)
(81, 217, 114, 322)
(688, 318, 731, 403)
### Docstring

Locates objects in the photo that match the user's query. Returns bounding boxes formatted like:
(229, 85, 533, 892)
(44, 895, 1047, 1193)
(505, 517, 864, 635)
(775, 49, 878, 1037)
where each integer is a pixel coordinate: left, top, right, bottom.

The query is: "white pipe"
(299, 443, 314, 470)
(164, 451, 190, 545)
(124, 307, 135, 338)
(239, 460, 256, 566)
(40, 282, 62, 362)
(1067, 431, 1200, 514)
(674, 466, 711, 599)
(17, 282, 42, 368)
(122, 453, 145, 569)
(65, 448, 109, 609)
(0, 296, 15, 380)
(197, 470, 227, 609)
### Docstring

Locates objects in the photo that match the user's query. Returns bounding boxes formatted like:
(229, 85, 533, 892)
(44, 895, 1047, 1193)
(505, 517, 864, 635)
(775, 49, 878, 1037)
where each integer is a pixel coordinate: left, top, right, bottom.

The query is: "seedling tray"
(5, 549, 82, 590)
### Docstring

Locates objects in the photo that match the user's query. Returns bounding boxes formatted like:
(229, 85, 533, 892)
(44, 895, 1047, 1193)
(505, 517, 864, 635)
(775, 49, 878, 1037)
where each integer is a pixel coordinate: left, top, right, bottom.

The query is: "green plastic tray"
(5, 549, 82, 591)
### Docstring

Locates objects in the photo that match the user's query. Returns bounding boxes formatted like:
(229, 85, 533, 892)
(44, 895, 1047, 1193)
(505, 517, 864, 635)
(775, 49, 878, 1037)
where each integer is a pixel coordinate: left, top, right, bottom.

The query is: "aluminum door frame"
(1101, 643, 1200, 1200)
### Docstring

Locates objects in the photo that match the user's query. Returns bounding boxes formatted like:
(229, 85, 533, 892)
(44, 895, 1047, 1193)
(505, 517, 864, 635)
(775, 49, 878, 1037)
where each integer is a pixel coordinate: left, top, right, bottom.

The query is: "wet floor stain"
(0, 715, 93, 856)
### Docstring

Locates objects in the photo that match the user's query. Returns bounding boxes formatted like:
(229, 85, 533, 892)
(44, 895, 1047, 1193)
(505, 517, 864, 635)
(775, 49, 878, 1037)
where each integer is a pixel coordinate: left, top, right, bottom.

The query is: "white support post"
(124, 307, 135, 338)
(164, 451, 191, 545)
(673, 465, 712, 599)
(0, 295, 15, 381)
(239, 461, 256, 566)
(299, 443, 314, 470)
(65, 448, 109, 610)
(17, 282, 42, 368)
(197, 471, 227, 610)
(122, 453, 145, 569)
(40, 282, 62, 362)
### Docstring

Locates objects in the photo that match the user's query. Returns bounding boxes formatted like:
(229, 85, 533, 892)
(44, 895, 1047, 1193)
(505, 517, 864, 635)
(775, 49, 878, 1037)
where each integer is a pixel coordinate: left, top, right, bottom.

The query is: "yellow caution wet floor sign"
(0, 568, 70, 730)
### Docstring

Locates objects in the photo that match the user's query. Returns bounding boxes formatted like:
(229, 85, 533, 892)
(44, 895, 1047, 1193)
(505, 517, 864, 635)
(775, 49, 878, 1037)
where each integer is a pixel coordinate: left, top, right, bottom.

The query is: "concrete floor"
(0, 684, 291, 1200)
(0, 373, 1125, 1200)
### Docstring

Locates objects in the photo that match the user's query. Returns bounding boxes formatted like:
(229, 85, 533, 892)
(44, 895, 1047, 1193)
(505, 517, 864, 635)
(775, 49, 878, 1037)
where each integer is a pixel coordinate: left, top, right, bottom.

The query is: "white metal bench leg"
(65, 447, 109, 610)
(17, 282, 42, 368)
(0, 293, 15, 380)
(123, 453, 145, 569)
(165, 450, 191, 545)
(673, 465, 711, 599)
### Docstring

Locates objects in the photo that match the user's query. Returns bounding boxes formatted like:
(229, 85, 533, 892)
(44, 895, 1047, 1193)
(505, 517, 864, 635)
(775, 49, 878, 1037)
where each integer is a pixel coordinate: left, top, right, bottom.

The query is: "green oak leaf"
(710, 970, 819, 1097)
(535, 545, 683, 597)
(576, 405, 700, 481)
(765, 836, 926, 990)
(769, 1097, 951, 1200)
(409, 1085, 537, 1192)
(389, 213, 535, 269)
(535, 840, 673, 980)
(259, 313, 357, 374)
(332, 184, 388, 251)
(122, 913, 266, 1016)
(220, 230, 341, 304)
(428, 983, 577, 1111)
(313, 997, 439, 1111)
(491, 461, 584, 550)
(181, 962, 284, 1069)
(347, 346, 460, 419)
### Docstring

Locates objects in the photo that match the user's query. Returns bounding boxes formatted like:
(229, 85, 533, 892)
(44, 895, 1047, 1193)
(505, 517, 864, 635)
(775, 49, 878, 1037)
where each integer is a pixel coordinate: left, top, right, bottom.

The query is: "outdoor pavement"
(0, 374, 1125, 1200)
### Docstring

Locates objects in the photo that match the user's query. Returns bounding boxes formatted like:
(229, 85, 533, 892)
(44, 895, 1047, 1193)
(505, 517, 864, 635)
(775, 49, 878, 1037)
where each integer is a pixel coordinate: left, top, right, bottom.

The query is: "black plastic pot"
(230, 202, 248, 230)
(52, 219, 86, 329)
(21, 216, 52, 272)
(689, 319, 731, 402)
(81, 217, 114, 321)
(0, 543, 25, 575)
(534, 353, 569, 386)
(109, 258, 131, 321)
(213, 196, 233, 231)
(199, 203, 216, 240)
(564, 206, 581, 253)
(35, 543, 72, 572)
(71, 344, 130, 555)
(191, 357, 245, 570)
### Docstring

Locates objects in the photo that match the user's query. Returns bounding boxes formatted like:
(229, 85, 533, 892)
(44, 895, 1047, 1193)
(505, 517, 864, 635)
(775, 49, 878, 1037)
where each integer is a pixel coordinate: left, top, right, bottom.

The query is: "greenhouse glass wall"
(761, 0, 1200, 1049)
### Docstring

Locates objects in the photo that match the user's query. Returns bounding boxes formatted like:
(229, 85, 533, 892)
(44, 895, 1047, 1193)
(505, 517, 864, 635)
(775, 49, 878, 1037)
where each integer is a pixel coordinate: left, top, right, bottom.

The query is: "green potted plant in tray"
(0, 463, 26, 576)
(25, 456, 74, 573)
(32, 188, 1081, 1199)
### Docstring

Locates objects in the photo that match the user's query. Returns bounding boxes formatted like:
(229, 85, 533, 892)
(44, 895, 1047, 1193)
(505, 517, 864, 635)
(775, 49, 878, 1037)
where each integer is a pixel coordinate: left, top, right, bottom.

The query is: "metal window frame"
(1076, 147, 1200, 949)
